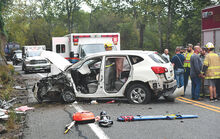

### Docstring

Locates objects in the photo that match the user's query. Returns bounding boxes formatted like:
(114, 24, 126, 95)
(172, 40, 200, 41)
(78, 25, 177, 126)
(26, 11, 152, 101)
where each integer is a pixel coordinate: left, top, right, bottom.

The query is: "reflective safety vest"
(203, 52, 220, 79)
(184, 51, 194, 68)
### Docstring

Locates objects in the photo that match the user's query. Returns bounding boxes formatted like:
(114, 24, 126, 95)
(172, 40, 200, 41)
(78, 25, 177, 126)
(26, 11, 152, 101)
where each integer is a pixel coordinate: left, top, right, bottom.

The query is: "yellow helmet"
(104, 43, 113, 50)
(205, 42, 214, 49)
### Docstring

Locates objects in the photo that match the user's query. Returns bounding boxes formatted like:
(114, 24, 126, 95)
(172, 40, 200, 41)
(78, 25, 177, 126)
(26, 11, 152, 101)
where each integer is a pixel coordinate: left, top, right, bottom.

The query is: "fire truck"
(52, 33, 120, 63)
(202, 5, 220, 52)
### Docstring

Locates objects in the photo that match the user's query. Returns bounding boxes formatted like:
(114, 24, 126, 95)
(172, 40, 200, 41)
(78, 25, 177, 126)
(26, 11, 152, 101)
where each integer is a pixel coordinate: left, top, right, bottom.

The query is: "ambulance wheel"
(61, 89, 75, 103)
(127, 84, 151, 104)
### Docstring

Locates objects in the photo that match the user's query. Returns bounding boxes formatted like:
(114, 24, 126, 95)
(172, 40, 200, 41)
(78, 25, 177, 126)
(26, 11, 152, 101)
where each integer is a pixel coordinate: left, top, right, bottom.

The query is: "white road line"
(72, 104, 110, 139)
(37, 72, 109, 138)
(37, 73, 46, 78)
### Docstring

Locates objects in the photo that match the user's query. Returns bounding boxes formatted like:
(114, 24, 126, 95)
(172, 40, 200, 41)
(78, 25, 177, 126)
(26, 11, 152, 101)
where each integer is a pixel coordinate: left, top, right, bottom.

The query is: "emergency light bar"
(101, 35, 118, 37)
(72, 34, 119, 45)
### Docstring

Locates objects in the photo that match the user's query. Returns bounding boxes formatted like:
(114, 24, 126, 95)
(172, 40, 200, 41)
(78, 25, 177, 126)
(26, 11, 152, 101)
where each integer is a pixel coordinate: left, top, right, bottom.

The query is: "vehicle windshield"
(27, 51, 42, 57)
(15, 53, 22, 58)
(149, 53, 169, 64)
(81, 44, 116, 58)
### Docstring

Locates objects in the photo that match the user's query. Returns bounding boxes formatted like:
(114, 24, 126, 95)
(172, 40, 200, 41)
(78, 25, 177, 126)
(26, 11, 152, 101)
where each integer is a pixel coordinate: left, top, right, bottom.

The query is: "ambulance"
(52, 33, 120, 63)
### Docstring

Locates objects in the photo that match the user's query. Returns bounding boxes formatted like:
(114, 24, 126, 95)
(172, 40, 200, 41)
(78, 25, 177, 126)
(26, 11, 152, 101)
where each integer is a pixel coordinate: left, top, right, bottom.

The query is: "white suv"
(33, 50, 183, 104)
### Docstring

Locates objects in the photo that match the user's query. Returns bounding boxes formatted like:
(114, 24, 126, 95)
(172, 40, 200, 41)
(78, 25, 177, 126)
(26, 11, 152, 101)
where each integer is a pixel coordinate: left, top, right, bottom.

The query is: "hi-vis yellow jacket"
(184, 51, 194, 68)
(203, 52, 220, 79)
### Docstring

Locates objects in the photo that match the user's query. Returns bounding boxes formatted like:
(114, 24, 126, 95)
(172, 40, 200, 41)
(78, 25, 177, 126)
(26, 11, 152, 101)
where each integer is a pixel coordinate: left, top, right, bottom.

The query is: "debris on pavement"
(106, 100, 115, 104)
(0, 124, 7, 134)
(13, 86, 26, 90)
(117, 114, 198, 122)
(90, 100, 98, 104)
(15, 105, 34, 112)
(0, 98, 17, 110)
(0, 109, 9, 120)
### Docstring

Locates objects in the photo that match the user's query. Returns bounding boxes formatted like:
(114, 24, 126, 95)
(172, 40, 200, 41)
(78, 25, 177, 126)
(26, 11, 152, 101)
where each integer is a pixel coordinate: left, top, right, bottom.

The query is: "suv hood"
(41, 51, 72, 71)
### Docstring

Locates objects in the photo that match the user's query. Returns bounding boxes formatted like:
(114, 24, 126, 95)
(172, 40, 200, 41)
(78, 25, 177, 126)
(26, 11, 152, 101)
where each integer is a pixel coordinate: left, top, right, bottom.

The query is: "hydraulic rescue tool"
(64, 111, 95, 134)
(117, 114, 198, 122)
(98, 111, 113, 127)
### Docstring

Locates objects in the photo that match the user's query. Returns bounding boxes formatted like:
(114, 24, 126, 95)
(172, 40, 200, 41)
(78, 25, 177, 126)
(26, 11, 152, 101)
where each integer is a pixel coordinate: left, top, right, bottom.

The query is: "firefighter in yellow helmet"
(104, 43, 116, 91)
(201, 42, 220, 102)
(104, 43, 113, 51)
(183, 43, 194, 94)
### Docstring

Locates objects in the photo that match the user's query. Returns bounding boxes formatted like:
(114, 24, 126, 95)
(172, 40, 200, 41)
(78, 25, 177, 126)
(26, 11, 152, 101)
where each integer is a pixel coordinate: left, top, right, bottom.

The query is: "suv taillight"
(151, 66, 168, 74)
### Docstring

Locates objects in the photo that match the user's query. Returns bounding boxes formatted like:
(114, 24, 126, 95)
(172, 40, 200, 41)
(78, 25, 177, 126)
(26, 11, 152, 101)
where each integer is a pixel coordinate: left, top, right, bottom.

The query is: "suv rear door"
(148, 53, 174, 81)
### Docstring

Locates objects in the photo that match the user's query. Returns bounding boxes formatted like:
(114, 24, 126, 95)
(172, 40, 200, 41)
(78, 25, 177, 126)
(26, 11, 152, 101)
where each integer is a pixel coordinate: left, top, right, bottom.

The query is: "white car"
(22, 51, 51, 74)
(33, 50, 183, 104)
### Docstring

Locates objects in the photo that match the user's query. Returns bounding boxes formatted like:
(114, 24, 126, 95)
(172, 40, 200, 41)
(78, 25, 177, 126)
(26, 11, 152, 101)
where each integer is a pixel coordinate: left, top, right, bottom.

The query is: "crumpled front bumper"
(166, 86, 184, 99)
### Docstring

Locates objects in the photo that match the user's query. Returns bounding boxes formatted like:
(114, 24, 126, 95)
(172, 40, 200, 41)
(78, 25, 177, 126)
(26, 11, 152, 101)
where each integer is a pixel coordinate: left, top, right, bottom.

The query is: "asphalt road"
(13, 63, 220, 139)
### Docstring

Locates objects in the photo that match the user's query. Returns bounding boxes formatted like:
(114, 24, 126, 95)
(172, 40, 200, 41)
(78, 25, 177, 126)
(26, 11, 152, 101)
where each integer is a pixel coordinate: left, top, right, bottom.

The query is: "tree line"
(0, 0, 219, 63)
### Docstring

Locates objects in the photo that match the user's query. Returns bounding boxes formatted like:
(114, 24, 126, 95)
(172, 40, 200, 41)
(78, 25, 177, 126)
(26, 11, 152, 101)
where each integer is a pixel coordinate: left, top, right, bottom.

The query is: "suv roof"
(85, 50, 155, 59)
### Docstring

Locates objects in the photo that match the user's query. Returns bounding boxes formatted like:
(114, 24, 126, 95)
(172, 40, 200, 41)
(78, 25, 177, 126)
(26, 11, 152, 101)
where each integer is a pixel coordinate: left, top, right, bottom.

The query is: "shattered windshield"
(81, 44, 106, 56)
(81, 44, 117, 58)
(15, 53, 22, 58)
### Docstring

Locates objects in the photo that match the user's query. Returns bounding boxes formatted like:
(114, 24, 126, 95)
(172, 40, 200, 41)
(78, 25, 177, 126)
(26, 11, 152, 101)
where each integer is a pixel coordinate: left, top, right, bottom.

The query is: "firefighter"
(104, 43, 113, 51)
(104, 43, 116, 91)
(202, 42, 220, 102)
(183, 44, 194, 94)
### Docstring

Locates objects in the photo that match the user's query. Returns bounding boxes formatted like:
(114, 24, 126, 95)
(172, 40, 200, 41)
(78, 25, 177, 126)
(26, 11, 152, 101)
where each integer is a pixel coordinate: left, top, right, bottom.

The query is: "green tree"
(0, 0, 11, 65)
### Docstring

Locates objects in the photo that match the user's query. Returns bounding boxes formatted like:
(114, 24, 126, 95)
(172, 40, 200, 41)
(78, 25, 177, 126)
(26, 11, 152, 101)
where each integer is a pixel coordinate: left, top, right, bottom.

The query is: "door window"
(73, 57, 102, 94)
(56, 44, 65, 53)
(104, 56, 131, 92)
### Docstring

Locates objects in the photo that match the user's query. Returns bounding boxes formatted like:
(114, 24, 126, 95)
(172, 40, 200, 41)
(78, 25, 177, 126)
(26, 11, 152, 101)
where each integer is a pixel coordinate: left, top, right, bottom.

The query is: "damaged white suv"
(33, 51, 183, 104)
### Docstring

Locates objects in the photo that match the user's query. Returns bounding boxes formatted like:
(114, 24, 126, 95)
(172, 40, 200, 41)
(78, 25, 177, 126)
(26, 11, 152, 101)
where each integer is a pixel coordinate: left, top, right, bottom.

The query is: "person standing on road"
(190, 46, 203, 100)
(180, 47, 186, 55)
(184, 44, 194, 93)
(171, 47, 185, 88)
(162, 49, 170, 61)
(201, 42, 220, 102)
(216, 52, 220, 99)
(200, 47, 207, 97)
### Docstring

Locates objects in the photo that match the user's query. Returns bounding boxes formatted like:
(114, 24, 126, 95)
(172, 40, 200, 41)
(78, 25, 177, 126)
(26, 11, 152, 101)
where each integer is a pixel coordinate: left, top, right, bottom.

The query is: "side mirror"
(70, 52, 74, 58)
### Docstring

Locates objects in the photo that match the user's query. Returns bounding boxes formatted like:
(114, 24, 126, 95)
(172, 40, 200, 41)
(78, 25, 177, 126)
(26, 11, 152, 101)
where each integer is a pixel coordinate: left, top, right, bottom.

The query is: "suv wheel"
(61, 89, 75, 103)
(24, 68, 29, 74)
(127, 84, 151, 104)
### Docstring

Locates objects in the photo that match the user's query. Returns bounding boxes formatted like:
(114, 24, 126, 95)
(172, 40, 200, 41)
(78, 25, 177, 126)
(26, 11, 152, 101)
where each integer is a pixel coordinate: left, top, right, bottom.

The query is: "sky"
(80, 2, 92, 13)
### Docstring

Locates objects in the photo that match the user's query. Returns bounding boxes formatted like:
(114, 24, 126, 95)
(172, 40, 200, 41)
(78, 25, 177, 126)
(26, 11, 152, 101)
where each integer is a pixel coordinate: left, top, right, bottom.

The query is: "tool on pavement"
(98, 111, 113, 127)
(64, 111, 96, 134)
(64, 121, 75, 134)
(117, 114, 198, 122)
